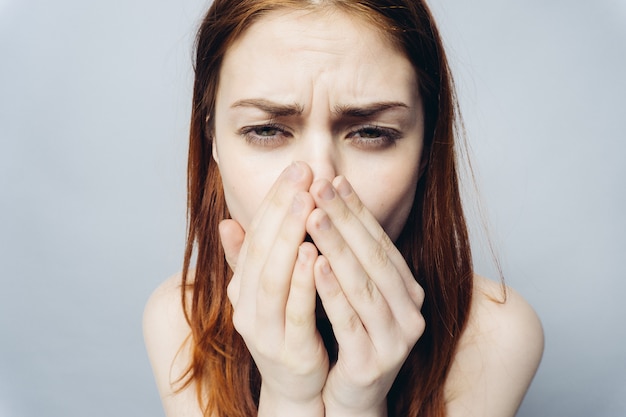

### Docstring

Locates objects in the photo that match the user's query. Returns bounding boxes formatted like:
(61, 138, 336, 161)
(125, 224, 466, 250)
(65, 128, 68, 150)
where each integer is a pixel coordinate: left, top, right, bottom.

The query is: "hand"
(306, 176, 426, 417)
(219, 162, 328, 417)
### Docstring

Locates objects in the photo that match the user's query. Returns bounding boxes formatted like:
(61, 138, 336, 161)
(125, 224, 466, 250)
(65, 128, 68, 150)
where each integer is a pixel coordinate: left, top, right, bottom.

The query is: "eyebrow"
(230, 98, 409, 118)
(231, 99, 304, 117)
(333, 102, 409, 118)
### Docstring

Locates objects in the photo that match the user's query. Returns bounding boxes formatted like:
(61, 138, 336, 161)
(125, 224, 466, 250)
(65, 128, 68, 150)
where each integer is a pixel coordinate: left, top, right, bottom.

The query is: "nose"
(298, 131, 339, 182)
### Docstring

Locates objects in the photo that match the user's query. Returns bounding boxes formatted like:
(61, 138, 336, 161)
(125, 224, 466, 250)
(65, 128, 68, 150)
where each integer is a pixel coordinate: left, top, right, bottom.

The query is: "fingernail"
(336, 176, 352, 198)
(318, 214, 331, 231)
(286, 161, 304, 181)
(319, 183, 335, 200)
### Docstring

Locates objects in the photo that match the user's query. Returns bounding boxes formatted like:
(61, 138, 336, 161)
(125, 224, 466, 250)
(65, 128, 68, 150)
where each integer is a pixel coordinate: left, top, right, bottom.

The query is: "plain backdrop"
(1, 1, 625, 416)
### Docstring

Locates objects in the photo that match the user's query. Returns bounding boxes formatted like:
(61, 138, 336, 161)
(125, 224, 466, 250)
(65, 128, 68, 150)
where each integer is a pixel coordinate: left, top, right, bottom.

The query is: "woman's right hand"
(219, 162, 328, 417)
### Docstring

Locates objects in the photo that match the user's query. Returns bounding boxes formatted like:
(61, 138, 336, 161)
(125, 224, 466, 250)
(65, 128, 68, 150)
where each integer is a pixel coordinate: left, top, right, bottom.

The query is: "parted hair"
(179, 1, 473, 416)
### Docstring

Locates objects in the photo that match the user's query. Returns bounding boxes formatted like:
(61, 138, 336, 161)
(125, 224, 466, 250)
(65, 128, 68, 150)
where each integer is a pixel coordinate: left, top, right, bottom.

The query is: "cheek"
(220, 163, 284, 231)
(222, 170, 271, 230)
(213, 130, 288, 230)
(352, 171, 418, 241)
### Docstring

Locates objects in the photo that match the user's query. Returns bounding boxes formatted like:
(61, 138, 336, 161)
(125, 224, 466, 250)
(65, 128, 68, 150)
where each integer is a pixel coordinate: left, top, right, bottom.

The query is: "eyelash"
(238, 123, 401, 149)
(346, 125, 401, 149)
(239, 123, 292, 147)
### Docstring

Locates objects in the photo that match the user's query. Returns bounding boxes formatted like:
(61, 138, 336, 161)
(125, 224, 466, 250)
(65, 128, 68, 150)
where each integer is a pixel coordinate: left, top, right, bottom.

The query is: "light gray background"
(1, 1, 624, 416)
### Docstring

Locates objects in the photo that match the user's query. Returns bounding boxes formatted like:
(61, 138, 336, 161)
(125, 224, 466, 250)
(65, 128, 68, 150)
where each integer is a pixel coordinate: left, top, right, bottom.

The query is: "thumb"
(219, 219, 245, 272)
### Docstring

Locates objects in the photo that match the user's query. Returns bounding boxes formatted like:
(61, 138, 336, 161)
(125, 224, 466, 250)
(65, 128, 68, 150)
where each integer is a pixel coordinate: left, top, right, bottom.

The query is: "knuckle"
(405, 311, 426, 342)
(259, 272, 283, 296)
(352, 364, 383, 388)
(276, 218, 302, 247)
(285, 309, 308, 327)
(369, 240, 389, 268)
(338, 312, 362, 333)
(356, 278, 378, 303)
(351, 194, 366, 216)
(410, 280, 425, 306)
(226, 279, 237, 304)
(378, 230, 394, 252)
(329, 237, 349, 259)
(270, 185, 290, 208)
(337, 203, 352, 223)
(367, 230, 392, 268)
(231, 308, 247, 334)
(290, 270, 309, 291)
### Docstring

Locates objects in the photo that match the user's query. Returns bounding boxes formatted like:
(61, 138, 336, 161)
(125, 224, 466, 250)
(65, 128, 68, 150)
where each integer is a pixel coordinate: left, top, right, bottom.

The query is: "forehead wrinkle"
(219, 8, 419, 125)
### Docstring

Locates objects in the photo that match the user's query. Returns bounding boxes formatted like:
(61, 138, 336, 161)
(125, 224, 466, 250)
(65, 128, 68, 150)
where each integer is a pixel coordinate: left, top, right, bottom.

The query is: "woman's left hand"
(306, 176, 426, 417)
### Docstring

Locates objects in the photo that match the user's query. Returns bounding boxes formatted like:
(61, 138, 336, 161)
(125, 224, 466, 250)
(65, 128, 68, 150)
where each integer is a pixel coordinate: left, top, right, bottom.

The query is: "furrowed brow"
(333, 102, 409, 118)
(231, 98, 304, 117)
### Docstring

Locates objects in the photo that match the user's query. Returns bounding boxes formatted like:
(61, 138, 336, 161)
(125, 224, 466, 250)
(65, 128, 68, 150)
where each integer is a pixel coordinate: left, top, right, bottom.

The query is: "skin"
(212, 9, 424, 241)
(214, 9, 425, 417)
(143, 7, 545, 417)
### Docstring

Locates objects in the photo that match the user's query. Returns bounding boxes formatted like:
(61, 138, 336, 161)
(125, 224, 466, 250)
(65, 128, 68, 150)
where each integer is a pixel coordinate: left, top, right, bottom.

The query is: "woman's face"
(213, 8, 424, 241)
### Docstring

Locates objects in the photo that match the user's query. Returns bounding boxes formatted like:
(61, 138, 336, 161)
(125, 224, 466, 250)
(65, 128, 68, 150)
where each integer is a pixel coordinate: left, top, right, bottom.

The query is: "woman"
(144, 0, 544, 416)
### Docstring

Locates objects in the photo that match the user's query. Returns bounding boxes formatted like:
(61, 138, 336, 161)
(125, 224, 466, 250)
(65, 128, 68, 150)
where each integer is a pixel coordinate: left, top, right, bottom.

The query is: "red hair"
(180, 1, 473, 416)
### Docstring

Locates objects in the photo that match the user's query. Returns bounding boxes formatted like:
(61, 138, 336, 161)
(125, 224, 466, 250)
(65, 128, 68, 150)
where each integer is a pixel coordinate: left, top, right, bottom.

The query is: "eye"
(239, 123, 292, 147)
(347, 125, 401, 150)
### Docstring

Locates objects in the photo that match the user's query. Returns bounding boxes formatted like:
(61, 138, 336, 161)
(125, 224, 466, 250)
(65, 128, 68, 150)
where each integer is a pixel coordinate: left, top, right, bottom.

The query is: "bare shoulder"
(143, 272, 204, 417)
(143, 273, 191, 359)
(444, 275, 544, 417)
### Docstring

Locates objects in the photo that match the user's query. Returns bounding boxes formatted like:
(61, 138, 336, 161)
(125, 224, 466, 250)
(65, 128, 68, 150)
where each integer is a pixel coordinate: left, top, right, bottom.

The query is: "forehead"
(231, 7, 398, 57)
(217, 8, 418, 107)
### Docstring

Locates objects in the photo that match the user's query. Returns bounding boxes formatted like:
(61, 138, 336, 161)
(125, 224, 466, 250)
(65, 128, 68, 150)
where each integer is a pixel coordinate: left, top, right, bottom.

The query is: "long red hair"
(179, 1, 473, 416)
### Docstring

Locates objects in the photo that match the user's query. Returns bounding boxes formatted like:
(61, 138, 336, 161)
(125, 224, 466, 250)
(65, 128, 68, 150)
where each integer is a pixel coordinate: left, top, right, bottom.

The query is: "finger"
(316, 257, 419, 392)
(219, 219, 245, 272)
(307, 187, 423, 344)
(334, 176, 424, 305)
(228, 162, 313, 338)
(255, 191, 315, 344)
(311, 215, 423, 365)
(230, 162, 312, 307)
(307, 209, 400, 344)
(220, 219, 246, 306)
(248, 161, 313, 234)
(313, 256, 369, 362)
(311, 177, 424, 308)
(284, 242, 321, 354)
